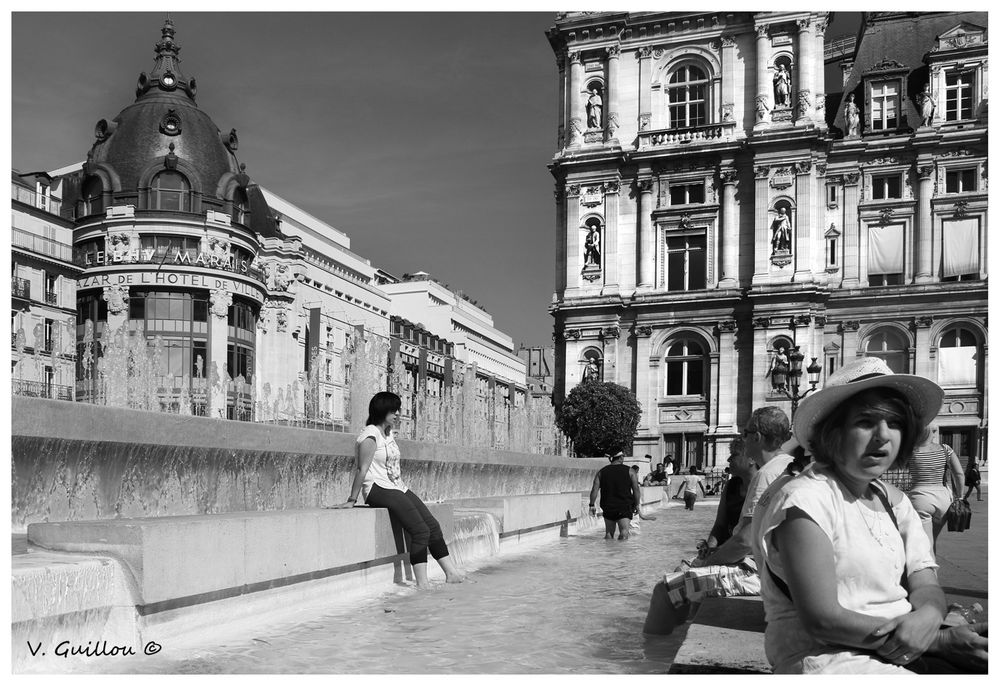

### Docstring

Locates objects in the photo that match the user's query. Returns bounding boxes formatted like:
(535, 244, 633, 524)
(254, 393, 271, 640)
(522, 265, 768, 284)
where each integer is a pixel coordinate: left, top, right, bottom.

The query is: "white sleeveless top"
(356, 425, 408, 496)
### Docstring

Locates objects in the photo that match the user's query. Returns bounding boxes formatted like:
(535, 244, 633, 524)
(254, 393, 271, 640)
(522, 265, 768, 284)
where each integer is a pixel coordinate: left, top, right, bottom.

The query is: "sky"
(10, 9, 863, 351)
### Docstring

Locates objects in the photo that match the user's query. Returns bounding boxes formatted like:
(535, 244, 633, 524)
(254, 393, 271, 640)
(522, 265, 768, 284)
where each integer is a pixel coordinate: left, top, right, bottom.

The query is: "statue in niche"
(583, 358, 601, 382)
(773, 64, 791, 107)
(195, 354, 204, 379)
(766, 346, 790, 379)
(586, 88, 603, 129)
(583, 225, 601, 266)
(770, 207, 792, 254)
(917, 84, 936, 127)
(844, 93, 860, 137)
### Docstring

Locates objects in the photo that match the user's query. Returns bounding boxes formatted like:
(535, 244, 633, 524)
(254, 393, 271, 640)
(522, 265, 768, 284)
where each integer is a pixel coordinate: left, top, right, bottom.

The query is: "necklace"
(854, 493, 897, 552)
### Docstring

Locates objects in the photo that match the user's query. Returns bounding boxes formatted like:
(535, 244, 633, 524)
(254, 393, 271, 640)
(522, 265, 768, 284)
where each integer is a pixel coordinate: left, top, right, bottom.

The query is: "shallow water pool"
(110, 501, 716, 674)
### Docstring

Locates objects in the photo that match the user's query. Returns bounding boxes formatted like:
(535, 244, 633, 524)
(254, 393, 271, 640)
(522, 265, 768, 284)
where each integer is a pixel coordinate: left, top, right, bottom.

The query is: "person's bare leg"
(617, 518, 631, 540)
(413, 562, 431, 589)
(604, 518, 616, 539)
(437, 554, 464, 583)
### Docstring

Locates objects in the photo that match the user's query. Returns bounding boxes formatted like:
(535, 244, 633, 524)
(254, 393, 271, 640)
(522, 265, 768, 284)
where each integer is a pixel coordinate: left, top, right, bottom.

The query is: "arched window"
(664, 338, 705, 396)
(151, 171, 191, 212)
(231, 187, 249, 225)
(939, 326, 978, 386)
(668, 65, 708, 128)
(864, 328, 909, 373)
(81, 176, 104, 216)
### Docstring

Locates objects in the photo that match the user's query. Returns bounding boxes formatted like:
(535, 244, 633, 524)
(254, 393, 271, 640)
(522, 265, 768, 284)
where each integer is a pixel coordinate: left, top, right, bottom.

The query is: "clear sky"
(11, 10, 863, 351)
(11, 11, 561, 349)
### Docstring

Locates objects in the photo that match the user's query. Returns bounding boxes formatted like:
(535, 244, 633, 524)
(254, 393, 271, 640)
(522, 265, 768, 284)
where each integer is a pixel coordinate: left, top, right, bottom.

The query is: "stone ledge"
(669, 596, 770, 674)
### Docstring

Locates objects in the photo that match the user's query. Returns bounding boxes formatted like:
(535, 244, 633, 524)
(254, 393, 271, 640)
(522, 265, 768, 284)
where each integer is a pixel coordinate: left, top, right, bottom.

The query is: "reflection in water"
(103, 502, 714, 674)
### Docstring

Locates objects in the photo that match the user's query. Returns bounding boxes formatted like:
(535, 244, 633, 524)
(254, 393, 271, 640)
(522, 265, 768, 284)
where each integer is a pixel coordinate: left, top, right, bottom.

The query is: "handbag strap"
(767, 481, 907, 602)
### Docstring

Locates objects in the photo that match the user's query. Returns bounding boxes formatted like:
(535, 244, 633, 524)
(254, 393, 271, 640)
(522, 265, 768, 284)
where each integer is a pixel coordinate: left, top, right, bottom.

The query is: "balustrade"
(638, 121, 735, 148)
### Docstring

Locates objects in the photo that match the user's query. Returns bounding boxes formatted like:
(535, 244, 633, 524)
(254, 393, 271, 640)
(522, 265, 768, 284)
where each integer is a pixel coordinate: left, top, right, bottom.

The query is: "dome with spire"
(76, 19, 249, 220)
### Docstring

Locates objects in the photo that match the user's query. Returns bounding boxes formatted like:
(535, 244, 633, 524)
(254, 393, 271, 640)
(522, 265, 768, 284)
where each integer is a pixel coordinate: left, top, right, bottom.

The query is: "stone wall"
(12, 397, 606, 531)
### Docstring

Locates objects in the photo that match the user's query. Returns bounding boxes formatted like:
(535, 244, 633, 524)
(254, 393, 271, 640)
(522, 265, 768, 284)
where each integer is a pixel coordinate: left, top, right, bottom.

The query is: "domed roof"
(85, 20, 245, 201)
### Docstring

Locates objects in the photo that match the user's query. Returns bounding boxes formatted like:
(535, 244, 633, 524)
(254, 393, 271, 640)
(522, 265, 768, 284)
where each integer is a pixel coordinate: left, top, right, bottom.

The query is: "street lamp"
(770, 345, 823, 417)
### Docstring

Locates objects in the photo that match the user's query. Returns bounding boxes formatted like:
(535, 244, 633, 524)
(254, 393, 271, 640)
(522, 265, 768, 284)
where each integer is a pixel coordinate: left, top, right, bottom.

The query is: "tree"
(556, 381, 640, 457)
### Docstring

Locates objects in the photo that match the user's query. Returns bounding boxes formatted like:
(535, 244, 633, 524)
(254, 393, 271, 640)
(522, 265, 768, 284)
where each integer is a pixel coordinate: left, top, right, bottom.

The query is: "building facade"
(11, 172, 82, 400)
(547, 11, 987, 468)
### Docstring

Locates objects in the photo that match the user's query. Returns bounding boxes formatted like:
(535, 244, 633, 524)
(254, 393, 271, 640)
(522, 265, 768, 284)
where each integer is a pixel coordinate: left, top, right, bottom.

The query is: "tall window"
(151, 171, 191, 212)
(81, 176, 104, 217)
(939, 327, 978, 386)
(942, 218, 980, 281)
(664, 338, 705, 397)
(864, 329, 909, 373)
(945, 70, 975, 120)
(872, 174, 902, 200)
(870, 80, 899, 130)
(667, 65, 708, 128)
(945, 168, 977, 193)
(665, 233, 706, 291)
(232, 187, 249, 225)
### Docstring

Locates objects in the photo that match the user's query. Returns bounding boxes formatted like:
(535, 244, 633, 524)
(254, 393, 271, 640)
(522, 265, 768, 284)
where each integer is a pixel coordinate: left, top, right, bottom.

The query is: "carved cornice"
(721, 34, 736, 48)
(637, 46, 653, 59)
(796, 18, 811, 32)
(604, 179, 621, 194)
(633, 324, 654, 338)
(878, 207, 895, 225)
(792, 314, 812, 327)
(815, 163, 827, 177)
(755, 24, 770, 38)
(954, 200, 970, 218)
(568, 51, 583, 65)
(606, 45, 621, 59)
(637, 178, 654, 193)
(814, 315, 827, 329)
(794, 160, 812, 175)
(915, 316, 934, 328)
(567, 184, 581, 197)
(720, 169, 738, 185)
(918, 165, 935, 179)
(718, 320, 737, 333)
(753, 316, 771, 329)
(755, 165, 770, 179)
(840, 320, 860, 332)
(844, 172, 860, 185)
(601, 325, 621, 340)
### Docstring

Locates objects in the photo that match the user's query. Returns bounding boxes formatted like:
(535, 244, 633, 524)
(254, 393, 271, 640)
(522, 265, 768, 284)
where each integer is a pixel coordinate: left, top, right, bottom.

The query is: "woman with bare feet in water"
(333, 391, 463, 588)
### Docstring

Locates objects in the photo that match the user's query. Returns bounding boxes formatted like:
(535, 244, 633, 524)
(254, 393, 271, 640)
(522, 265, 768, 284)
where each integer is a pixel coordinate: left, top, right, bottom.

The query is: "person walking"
(333, 391, 464, 588)
(907, 423, 964, 550)
(674, 466, 707, 510)
(589, 452, 641, 540)
(964, 459, 982, 501)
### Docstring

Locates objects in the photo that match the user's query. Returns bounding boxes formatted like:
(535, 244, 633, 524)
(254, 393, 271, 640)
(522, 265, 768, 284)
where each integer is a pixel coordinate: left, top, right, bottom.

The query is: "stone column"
(637, 47, 652, 132)
(841, 320, 861, 364)
(841, 173, 861, 287)
(605, 46, 621, 142)
(603, 180, 620, 293)
(567, 51, 584, 147)
(637, 179, 655, 289)
(719, 169, 739, 287)
(556, 54, 567, 149)
(716, 321, 738, 431)
(813, 17, 828, 129)
(565, 184, 581, 291)
(754, 24, 771, 129)
(554, 185, 567, 296)
(914, 316, 934, 378)
(795, 18, 815, 126)
(915, 164, 935, 283)
(793, 161, 814, 282)
(752, 165, 771, 283)
(209, 288, 232, 418)
(602, 326, 621, 383)
(720, 35, 737, 125)
(751, 317, 772, 411)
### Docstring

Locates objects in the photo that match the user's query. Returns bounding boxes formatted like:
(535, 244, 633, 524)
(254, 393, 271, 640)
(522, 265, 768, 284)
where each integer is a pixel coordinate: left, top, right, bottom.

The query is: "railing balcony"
(44, 290, 58, 305)
(639, 121, 736, 148)
(11, 228, 74, 262)
(12, 380, 74, 401)
(11, 183, 62, 215)
(12, 277, 30, 300)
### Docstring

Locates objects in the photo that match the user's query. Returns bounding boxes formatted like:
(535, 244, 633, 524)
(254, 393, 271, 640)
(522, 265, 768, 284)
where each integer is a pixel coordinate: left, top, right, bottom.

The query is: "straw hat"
(792, 357, 943, 451)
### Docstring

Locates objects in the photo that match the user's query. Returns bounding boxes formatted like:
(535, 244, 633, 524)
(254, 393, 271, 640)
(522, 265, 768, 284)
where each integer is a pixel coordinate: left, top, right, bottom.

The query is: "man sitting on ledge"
(644, 407, 793, 634)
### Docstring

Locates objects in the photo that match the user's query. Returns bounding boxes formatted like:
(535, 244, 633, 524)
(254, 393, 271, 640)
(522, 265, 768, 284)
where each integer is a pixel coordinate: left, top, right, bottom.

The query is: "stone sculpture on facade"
(844, 93, 860, 137)
(770, 207, 792, 254)
(586, 88, 603, 129)
(773, 64, 791, 107)
(755, 95, 771, 123)
(766, 346, 790, 379)
(210, 288, 233, 318)
(583, 358, 601, 382)
(917, 84, 936, 127)
(584, 225, 601, 266)
(102, 284, 130, 314)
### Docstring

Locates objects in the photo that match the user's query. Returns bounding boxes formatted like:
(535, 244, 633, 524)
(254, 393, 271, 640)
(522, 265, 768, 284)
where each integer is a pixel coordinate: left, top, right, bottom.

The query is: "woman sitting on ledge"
(333, 391, 463, 588)
(752, 358, 987, 673)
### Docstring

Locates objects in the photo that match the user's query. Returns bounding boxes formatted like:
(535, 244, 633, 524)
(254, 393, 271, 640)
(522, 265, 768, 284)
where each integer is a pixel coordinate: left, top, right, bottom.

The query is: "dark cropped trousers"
(365, 484, 449, 565)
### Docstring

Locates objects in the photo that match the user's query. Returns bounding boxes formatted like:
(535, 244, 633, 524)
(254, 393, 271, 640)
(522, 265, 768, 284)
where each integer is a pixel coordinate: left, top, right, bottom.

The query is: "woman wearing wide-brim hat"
(750, 357, 987, 673)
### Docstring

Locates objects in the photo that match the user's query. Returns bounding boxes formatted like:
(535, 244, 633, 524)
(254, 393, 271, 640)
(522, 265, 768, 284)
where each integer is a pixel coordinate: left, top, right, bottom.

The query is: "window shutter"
(868, 224, 904, 274)
(942, 218, 979, 277)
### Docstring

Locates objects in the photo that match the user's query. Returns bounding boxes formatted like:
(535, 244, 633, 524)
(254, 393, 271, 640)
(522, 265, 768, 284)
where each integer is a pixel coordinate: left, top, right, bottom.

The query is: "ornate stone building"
(547, 11, 987, 468)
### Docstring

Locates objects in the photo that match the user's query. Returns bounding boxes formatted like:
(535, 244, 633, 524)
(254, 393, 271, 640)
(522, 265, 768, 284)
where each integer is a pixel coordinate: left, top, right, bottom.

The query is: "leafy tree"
(556, 380, 640, 457)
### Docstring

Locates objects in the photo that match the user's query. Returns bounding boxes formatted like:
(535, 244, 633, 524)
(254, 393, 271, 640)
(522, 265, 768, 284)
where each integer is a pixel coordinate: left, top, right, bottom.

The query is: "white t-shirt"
(751, 463, 937, 673)
(741, 453, 794, 520)
(356, 425, 408, 497)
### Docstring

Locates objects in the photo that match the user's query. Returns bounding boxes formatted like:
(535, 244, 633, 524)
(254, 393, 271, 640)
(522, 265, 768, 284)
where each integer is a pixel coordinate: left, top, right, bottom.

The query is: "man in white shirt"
(691, 406, 793, 568)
